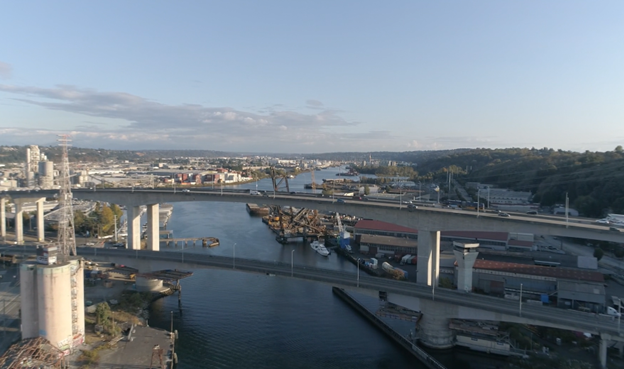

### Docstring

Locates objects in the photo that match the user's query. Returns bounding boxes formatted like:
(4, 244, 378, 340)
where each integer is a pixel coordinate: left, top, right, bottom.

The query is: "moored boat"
(310, 240, 330, 256)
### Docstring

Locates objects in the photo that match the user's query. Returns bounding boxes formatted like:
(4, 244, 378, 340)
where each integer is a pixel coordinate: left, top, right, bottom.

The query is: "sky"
(1, 1, 623, 154)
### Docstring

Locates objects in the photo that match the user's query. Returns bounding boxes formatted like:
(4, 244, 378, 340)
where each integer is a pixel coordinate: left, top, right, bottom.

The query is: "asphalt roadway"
(66, 246, 624, 342)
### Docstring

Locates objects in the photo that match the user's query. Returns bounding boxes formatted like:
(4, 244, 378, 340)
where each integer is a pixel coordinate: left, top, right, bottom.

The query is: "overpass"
(4, 188, 624, 287)
(6, 244, 624, 367)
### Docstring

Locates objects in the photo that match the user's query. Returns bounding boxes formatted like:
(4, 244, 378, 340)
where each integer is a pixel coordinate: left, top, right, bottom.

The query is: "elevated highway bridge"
(4, 244, 623, 367)
(3, 188, 623, 286)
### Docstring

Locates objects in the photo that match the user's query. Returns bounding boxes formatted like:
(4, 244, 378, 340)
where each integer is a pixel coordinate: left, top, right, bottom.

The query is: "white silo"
(19, 252, 85, 351)
(19, 263, 39, 338)
(38, 161, 54, 189)
(37, 262, 73, 351)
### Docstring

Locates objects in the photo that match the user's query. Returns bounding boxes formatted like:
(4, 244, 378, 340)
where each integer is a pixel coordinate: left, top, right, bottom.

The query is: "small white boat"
(310, 240, 330, 257)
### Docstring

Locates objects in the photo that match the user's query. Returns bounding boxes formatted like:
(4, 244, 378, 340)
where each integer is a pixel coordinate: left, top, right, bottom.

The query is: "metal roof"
(474, 259, 604, 283)
(0, 337, 65, 369)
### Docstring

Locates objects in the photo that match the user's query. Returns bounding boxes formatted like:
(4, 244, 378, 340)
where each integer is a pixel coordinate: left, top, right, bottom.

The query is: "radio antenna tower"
(57, 134, 77, 258)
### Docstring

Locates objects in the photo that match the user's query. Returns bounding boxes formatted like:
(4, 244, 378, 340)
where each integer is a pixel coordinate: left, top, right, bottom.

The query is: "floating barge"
(246, 203, 270, 216)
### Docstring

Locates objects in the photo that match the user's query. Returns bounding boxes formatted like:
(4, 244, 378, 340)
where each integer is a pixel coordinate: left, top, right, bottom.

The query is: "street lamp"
(477, 189, 480, 218)
(519, 283, 523, 317)
(291, 249, 294, 277)
(356, 258, 360, 287)
(233, 243, 236, 269)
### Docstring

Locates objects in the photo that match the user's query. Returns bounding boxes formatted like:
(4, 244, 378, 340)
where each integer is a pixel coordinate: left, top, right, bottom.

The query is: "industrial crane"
(335, 213, 352, 253)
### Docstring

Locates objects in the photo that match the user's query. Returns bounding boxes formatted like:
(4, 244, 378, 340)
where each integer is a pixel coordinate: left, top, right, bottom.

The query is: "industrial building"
(470, 259, 605, 310)
(20, 246, 85, 354)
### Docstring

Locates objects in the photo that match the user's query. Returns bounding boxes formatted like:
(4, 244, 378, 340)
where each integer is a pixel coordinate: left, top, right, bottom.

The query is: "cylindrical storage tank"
(38, 161, 54, 177)
(70, 259, 85, 342)
(20, 263, 39, 339)
(37, 263, 73, 351)
(135, 276, 163, 292)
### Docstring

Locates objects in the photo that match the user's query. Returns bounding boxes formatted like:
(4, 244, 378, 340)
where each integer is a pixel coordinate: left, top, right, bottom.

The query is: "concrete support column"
(418, 299, 455, 349)
(15, 201, 24, 245)
(127, 206, 141, 250)
(146, 204, 159, 251)
(36, 198, 45, 242)
(416, 230, 440, 286)
(1, 197, 6, 240)
(599, 334, 610, 369)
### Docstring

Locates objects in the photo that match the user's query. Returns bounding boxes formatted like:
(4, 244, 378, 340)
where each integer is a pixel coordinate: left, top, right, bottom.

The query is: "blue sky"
(1, 1, 623, 153)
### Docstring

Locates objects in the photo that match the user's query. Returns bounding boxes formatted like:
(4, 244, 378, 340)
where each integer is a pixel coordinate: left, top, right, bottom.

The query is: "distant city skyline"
(1, 1, 623, 153)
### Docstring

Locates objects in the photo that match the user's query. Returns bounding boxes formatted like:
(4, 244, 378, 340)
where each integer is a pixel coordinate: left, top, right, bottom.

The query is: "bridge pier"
(146, 204, 159, 251)
(1, 197, 6, 240)
(599, 334, 610, 369)
(418, 299, 455, 349)
(14, 201, 24, 245)
(36, 198, 45, 242)
(202, 239, 207, 247)
(417, 230, 440, 286)
(127, 206, 141, 250)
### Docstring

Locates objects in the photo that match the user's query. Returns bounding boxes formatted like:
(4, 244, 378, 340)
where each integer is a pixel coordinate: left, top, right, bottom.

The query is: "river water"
(145, 167, 504, 369)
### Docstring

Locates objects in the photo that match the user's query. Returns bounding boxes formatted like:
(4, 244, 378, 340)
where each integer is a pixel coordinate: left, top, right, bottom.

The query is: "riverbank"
(66, 278, 176, 368)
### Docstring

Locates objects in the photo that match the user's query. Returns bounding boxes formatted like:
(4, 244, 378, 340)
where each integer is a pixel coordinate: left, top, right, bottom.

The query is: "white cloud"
(0, 84, 395, 152)
(0, 61, 11, 79)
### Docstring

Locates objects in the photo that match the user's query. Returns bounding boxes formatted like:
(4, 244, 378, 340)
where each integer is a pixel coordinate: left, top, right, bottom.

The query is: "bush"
(594, 247, 604, 261)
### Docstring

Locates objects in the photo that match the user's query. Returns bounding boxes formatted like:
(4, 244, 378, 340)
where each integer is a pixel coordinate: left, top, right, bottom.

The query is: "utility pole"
(477, 189, 480, 218)
(565, 192, 569, 227)
(519, 283, 523, 317)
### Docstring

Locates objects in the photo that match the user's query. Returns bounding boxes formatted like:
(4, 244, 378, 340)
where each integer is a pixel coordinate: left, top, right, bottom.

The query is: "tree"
(593, 247, 604, 261)
(109, 204, 123, 223)
(95, 302, 111, 325)
(100, 206, 115, 234)
(364, 184, 370, 195)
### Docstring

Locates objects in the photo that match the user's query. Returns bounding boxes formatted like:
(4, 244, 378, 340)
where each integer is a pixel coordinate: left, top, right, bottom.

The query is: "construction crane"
(335, 213, 352, 253)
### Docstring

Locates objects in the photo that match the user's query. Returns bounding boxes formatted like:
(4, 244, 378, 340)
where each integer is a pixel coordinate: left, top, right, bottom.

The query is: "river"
(144, 166, 505, 369)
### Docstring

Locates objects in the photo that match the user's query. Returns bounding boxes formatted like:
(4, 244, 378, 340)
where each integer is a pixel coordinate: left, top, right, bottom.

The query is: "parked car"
(337, 199, 345, 203)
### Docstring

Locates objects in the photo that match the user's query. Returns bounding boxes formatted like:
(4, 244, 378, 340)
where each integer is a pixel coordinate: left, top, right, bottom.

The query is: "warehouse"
(470, 259, 605, 309)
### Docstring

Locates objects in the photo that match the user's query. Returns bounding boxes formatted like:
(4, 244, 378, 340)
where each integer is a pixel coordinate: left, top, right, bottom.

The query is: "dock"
(95, 325, 177, 368)
(332, 287, 446, 369)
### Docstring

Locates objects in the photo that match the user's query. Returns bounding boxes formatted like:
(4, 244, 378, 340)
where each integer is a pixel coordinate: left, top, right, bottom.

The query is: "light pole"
(477, 189, 480, 218)
(519, 283, 523, 317)
(233, 243, 236, 269)
(114, 214, 118, 243)
(616, 297, 621, 333)
(356, 258, 360, 287)
(565, 192, 569, 228)
(291, 249, 294, 277)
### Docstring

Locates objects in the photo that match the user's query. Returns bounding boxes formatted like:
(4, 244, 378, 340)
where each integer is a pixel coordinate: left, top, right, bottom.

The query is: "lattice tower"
(57, 135, 77, 258)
